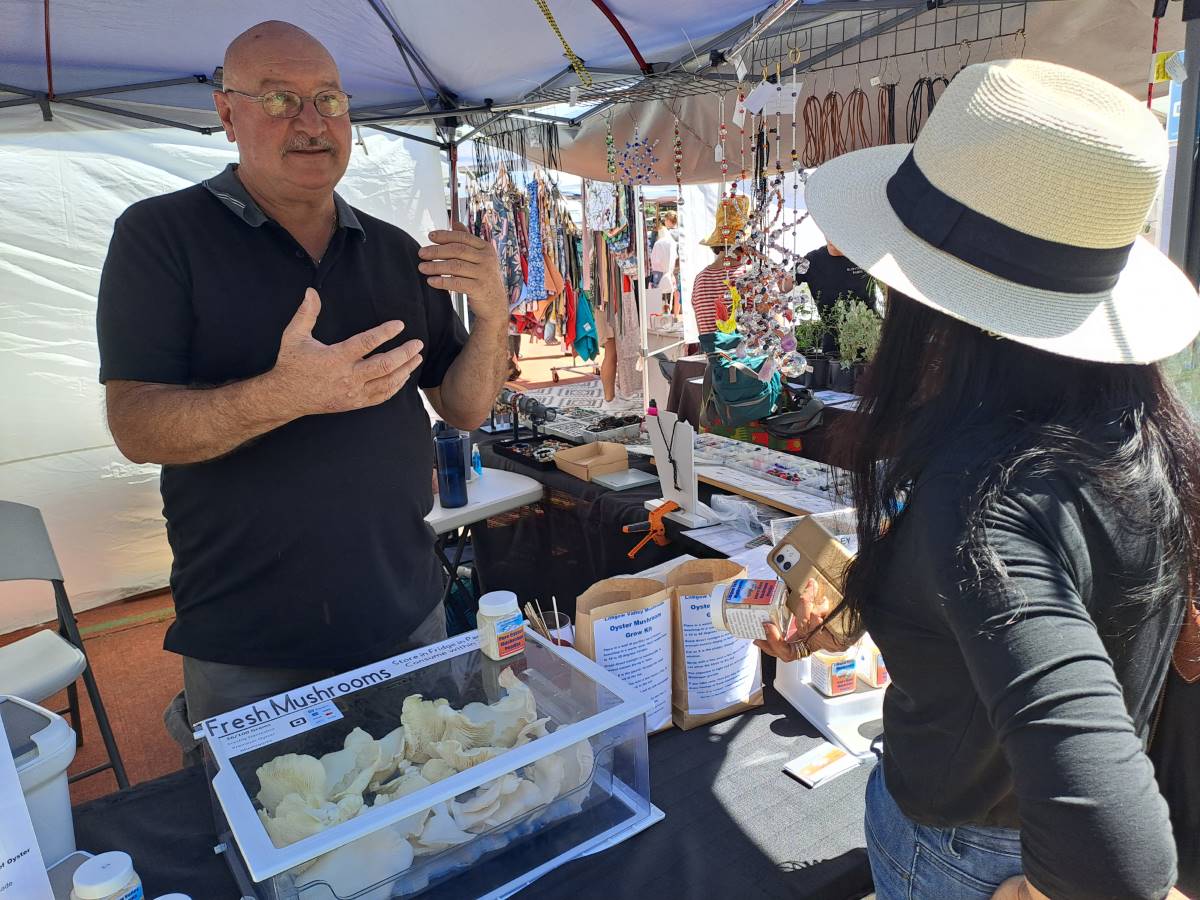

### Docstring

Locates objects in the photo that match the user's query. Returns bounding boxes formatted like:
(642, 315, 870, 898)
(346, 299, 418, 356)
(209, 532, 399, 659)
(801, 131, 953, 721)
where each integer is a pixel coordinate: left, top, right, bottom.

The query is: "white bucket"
(3, 694, 78, 866)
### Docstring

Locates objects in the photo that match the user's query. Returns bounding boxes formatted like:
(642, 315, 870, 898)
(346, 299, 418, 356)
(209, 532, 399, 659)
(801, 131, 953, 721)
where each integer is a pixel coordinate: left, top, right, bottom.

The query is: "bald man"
(96, 22, 509, 727)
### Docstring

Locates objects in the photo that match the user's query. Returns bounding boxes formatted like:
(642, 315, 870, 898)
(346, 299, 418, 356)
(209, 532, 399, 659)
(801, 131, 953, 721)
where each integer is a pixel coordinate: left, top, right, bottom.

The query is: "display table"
(72, 675, 874, 899)
(426, 467, 544, 617)
(425, 468, 544, 536)
(470, 438, 724, 617)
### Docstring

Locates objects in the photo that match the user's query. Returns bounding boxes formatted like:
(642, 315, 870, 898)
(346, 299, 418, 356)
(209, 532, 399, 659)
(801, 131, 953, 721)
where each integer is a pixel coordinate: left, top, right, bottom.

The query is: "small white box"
(774, 657, 884, 759)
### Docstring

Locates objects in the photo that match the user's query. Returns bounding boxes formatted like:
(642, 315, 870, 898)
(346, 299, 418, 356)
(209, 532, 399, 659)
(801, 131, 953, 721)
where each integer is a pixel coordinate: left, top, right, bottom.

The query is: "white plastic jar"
(70, 851, 143, 900)
(477, 591, 525, 661)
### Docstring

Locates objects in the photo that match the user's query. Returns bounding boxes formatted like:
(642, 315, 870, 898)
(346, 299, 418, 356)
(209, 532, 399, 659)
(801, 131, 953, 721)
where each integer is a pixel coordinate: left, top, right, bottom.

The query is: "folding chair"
(0, 501, 129, 789)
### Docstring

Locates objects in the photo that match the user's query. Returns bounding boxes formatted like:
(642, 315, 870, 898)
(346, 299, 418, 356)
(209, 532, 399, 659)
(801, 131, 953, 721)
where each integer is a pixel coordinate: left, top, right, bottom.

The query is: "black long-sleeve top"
(864, 441, 1182, 899)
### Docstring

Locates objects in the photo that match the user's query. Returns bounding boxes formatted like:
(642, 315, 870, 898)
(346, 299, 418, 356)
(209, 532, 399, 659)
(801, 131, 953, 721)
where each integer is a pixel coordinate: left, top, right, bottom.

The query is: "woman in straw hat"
(757, 59, 1199, 899)
(690, 195, 751, 335)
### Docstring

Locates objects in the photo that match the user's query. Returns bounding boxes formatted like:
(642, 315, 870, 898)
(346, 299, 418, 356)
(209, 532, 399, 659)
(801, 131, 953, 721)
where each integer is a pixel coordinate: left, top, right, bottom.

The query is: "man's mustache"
(283, 137, 335, 154)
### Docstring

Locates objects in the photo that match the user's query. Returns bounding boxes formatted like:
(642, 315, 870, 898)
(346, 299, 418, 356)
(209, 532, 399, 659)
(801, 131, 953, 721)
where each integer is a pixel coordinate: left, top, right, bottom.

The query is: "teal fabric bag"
(698, 331, 781, 427)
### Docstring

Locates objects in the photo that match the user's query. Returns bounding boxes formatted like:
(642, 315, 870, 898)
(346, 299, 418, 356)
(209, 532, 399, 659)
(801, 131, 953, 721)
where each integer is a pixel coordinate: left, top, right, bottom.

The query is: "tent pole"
(447, 141, 471, 328)
(1168, 7, 1200, 283)
(449, 142, 460, 226)
(364, 0, 457, 108)
(635, 184, 651, 410)
(55, 98, 217, 133)
(359, 123, 447, 149)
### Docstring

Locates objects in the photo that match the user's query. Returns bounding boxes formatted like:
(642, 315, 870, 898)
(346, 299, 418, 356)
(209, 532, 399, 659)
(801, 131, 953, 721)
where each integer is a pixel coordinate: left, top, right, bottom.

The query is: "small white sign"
(679, 593, 762, 714)
(732, 95, 747, 128)
(590, 600, 672, 732)
(735, 57, 748, 82)
(0, 704, 53, 899)
(1166, 51, 1188, 84)
(744, 79, 776, 115)
(870, 75, 882, 88)
(762, 84, 799, 117)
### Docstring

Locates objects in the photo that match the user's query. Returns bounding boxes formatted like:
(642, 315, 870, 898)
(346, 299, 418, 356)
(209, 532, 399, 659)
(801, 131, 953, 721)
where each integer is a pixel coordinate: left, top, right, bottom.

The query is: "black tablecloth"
(470, 437, 724, 619)
(74, 675, 873, 900)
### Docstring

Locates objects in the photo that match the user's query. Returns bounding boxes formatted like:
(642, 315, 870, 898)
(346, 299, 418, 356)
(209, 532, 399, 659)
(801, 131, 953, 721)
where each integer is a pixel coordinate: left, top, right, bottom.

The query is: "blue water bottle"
(435, 428, 469, 508)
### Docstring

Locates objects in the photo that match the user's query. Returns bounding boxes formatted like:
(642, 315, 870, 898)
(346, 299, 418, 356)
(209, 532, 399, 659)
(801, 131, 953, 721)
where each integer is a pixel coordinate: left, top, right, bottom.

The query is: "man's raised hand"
(418, 222, 507, 329)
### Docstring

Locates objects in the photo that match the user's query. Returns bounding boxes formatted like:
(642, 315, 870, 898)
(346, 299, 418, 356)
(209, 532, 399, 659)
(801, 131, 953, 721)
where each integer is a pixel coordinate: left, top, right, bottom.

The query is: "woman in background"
(649, 210, 679, 314)
(758, 60, 1198, 899)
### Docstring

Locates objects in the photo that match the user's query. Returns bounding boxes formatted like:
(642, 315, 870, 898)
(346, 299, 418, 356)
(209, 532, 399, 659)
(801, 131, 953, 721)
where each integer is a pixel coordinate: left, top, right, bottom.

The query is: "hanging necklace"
(655, 413, 683, 491)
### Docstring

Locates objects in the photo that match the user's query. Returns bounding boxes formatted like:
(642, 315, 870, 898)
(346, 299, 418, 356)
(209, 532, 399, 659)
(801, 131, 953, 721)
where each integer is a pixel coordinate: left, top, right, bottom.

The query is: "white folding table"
(425, 467, 544, 611)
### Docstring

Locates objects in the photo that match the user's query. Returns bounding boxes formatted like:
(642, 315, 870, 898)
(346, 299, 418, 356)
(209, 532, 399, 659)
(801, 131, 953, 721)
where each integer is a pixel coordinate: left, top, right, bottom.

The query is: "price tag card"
(762, 83, 800, 117)
(744, 79, 776, 115)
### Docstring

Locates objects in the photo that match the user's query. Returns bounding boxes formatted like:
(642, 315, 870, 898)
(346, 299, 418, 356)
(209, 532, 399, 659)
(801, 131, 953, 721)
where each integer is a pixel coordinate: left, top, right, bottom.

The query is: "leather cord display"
(802, 94, 824, 168)
(843, 87, 872, 152)
(876, 82, 897, 145)
(821, 91, 846, 161)
(906, 77, 933, 142)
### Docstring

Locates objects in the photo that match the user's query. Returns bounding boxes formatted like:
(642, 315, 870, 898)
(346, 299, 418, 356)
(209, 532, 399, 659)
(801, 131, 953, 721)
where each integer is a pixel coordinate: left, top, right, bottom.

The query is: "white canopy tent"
(0, 0, 840, 633)
(0, 0, 1192, 634)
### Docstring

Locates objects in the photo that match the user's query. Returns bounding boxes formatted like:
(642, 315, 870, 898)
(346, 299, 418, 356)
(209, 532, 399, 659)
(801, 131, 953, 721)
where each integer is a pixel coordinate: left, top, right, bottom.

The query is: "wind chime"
(712, 63, 812, 378)
(617, 125, 660, 185)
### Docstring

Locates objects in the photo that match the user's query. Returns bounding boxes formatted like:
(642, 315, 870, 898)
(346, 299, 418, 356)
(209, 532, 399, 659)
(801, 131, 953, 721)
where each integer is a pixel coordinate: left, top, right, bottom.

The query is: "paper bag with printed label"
(664, 559, 764, 730)
(575, 577, 675, 734)
(766, 513, 861, 648)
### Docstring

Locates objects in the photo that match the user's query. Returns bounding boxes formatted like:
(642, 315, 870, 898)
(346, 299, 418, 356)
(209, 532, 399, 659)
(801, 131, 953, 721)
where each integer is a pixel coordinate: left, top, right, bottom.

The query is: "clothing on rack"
(468, 168, 583, 353)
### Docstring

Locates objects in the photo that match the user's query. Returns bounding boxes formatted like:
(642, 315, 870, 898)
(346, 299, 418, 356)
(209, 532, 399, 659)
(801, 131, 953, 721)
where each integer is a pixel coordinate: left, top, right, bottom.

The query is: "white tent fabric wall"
(0, 107, 447, 634)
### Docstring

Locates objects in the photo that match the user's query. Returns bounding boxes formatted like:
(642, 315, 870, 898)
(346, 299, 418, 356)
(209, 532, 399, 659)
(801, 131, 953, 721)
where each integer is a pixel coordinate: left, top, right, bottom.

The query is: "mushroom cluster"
(252, 668, 595, 898)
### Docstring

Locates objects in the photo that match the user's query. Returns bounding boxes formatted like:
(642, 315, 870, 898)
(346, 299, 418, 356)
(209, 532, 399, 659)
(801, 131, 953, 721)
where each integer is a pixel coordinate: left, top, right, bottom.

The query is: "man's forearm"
(437, 320, 509, 429)
(106, 376, 292, 465)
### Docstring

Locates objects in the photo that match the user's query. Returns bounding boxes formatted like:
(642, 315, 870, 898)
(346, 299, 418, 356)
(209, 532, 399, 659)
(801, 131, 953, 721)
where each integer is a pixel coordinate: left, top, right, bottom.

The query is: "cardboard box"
(554, 441, 629, 481)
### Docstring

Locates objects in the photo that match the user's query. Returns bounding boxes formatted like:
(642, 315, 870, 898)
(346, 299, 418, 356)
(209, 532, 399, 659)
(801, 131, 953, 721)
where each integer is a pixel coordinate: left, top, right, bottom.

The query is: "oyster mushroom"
(258, 792, 363, 850)
(528, 753, 565, 805)
(295, 823, 414, 900)
(367, 726, 407, 791)
(320, 727, 382, 801)
(256, 753, 326, 815)
(401, 695, 451, 763)
(460, 668, 539, 747)
(471, 778, 545, 832)
(449, 774, 522, 830)
(512, 717, 551, 747)
(420, 758, 459, 783)
(412, 802, 473, 855)
(372, 767, 432, 805)
(432, 739, 507, 772)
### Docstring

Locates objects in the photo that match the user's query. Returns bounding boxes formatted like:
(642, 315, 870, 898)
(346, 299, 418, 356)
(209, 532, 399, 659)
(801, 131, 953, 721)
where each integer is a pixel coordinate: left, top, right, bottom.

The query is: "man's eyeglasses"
(224, 89, 352, 119)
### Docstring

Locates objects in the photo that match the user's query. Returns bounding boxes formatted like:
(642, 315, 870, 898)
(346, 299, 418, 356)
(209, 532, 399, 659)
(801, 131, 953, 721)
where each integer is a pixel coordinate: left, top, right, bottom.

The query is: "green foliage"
(790, 283, 827, 352)
(832, 295, 883, 370)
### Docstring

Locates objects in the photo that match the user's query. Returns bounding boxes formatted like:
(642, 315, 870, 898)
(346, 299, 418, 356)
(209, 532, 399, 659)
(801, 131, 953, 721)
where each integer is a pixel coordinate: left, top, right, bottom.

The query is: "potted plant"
(832, 295, 883, 393)
(790, 285, 831, 388)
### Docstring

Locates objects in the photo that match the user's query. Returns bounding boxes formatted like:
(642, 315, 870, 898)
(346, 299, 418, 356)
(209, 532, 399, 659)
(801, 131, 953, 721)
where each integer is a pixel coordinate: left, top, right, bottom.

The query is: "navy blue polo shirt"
(97, 164, 467, 669)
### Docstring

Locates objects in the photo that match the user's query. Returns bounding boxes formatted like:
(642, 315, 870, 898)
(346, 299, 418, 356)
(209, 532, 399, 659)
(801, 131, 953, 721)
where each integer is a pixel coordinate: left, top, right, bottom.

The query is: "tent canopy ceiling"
(1, 0, 849, 128)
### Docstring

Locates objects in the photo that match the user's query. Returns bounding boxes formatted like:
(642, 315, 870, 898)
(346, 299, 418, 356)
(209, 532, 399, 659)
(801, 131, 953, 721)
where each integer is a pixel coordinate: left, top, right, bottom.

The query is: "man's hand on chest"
(263, 287, 426, 418)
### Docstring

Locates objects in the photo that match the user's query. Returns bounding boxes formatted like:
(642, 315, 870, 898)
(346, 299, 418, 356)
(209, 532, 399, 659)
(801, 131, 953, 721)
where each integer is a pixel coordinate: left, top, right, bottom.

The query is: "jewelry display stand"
(645, 410, 720, 528)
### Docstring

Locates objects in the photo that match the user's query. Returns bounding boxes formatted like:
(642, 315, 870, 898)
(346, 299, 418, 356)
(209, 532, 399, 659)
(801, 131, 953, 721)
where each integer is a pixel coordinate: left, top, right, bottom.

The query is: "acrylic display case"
(199, 630, 657, 899)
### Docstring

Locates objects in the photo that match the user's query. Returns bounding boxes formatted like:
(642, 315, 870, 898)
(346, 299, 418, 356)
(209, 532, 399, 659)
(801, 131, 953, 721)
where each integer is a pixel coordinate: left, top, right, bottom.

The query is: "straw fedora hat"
(701, 194, 751, 247)
(804, 58, 1200, 364)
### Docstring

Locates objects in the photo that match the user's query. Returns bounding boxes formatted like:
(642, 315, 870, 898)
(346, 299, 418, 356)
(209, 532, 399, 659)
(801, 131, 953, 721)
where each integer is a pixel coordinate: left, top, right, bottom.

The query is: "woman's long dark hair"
(835, 290, 1200, 631)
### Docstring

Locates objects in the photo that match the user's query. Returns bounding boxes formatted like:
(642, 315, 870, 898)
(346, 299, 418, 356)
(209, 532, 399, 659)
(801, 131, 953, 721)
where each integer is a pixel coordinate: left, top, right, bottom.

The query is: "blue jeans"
(865, 766, 1024, 899)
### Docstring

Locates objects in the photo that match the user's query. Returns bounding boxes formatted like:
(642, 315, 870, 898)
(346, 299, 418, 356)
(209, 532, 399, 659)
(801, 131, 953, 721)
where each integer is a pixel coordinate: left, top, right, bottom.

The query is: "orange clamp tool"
(622, 501, 680, 559)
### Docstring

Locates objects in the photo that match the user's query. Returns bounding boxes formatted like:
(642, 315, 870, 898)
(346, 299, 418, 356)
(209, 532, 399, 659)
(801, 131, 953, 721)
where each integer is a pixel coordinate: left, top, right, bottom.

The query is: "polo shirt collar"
(202, 163, 365, 240)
